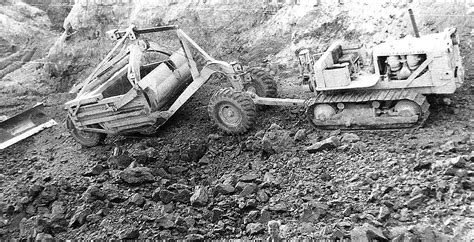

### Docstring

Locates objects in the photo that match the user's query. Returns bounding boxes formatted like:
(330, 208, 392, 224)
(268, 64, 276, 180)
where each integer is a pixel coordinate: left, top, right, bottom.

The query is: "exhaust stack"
(408, 9, 420, 38)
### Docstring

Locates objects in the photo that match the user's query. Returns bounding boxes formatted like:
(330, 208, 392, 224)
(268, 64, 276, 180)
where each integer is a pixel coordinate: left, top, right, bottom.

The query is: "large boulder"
(261, 123, 293, 154)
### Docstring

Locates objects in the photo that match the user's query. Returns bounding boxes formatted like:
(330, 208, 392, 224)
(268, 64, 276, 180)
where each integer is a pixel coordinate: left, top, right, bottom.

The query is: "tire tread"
(208, 88, 256, 134)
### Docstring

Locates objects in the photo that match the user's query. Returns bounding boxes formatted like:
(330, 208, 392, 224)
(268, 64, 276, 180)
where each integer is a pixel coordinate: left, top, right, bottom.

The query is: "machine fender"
(204, 61, 235, 75)
(203, 61, 244, 90)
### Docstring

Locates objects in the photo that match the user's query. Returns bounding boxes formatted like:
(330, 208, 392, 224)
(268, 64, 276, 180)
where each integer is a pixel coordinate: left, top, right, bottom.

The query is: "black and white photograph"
(0, 0, 472, 240)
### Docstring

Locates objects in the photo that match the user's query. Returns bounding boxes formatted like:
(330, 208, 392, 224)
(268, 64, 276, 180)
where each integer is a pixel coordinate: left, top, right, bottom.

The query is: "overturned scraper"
(0, 103, 57, 149)
(65, 25, 257, 147)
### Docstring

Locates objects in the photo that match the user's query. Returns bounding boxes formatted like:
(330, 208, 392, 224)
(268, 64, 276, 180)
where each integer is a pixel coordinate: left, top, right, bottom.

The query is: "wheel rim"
(218, 103, 242, 127)
(76, 130, 96, 140)
(68, 118, 98, 140)
(394, 100, 420, 117)
(313, 104, 336, 121)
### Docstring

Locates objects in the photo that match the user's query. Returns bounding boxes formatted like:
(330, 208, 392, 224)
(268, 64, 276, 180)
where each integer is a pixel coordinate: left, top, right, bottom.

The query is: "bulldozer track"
(306, 89, 430, 131)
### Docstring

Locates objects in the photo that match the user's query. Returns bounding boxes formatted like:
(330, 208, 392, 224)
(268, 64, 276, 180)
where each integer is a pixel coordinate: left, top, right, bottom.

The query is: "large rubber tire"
(67, 118, 106, 147)
(208, 88, 256, 134)
(245, 67, 277, 98)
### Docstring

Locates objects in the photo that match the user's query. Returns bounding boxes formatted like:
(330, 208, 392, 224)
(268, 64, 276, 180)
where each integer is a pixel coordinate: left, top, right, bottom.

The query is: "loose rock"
(120, 228, 140, 239)
(36, 185, 58, 206)
(118, 167, 154, 184)
(81, 185, 106, 202)
(414, 161, 432, 171)
(240, 173, 259, 182)
(263, 172, 280, 187)
(69, 205, 92, 228)
(168, 166, 188, 174)
(305, 136, 340, 153)
(246, 222, 265, 235)
(257, 189, 270, 202)
(350, 223, 387, 241)
(341, 133, 360, 144)
(294, 129, 307, 142)
(185, 142, 208, 163)
(51, 201, 65, 221)
(36, 233, 54, 240)
(156, 216, 175, 229)
(172, 189, 192, 203)
(198, 156, 210, 165)
(28, 184, 44, 198)
(186, 234, 204, 240)
(152, 189, 175, 204)
(211, 208, 224, 223)
(405, 194, 426, 209)
(239, 183, 257, 197)
(190, 186, 208, 206)
(267, 220, 282, 241)
(300, 202, 328, 222)
(350, 141, 367, 153)
(83, 164, 105, 176)
(215, 183, 235, 195)
(378, 205, 390, 221)
(108, 155, 133, 169)
(450, 156, 466, 168)
(130, 193, 145, 206)
(262, 124, 293, 154)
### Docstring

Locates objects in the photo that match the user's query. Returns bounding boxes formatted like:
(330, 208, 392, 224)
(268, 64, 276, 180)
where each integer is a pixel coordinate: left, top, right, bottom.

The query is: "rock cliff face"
(0, 1, 51, 92)
(46, 0, 472, 91)
(0, 0, 69, 94)
(0, 1, 51, 45)
(1, 0, 472, 93)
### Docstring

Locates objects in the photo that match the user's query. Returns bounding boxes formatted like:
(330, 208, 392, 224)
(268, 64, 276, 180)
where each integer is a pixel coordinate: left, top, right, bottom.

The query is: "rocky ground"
(0, 0, 473, 241)
(0, 63, 473, 240)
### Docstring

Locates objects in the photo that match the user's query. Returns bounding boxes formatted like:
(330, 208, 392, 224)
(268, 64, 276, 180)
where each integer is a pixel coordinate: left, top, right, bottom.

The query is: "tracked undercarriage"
(306, 90, 430, 130)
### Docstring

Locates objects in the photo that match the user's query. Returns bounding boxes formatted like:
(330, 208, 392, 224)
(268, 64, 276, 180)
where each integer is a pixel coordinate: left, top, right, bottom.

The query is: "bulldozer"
(294, 9, 464, 130)
(65, 9, 464, 147)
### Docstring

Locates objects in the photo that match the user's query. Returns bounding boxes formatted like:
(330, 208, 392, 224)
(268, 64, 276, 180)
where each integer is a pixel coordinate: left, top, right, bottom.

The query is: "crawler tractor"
(295, 10, 464, 130)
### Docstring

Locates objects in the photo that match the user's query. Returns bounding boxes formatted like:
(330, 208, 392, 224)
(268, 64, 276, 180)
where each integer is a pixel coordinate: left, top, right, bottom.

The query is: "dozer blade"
(0, 103, 57, 150)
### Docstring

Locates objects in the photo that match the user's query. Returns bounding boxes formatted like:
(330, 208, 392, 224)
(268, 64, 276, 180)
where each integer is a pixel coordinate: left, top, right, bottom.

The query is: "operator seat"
(314, 41, 361, 89)
(330, 44, 360, 76)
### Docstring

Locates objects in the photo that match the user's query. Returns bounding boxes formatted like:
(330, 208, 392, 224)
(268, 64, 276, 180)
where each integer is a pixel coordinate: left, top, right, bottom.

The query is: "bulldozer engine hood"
(373, 28, 459, 56)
